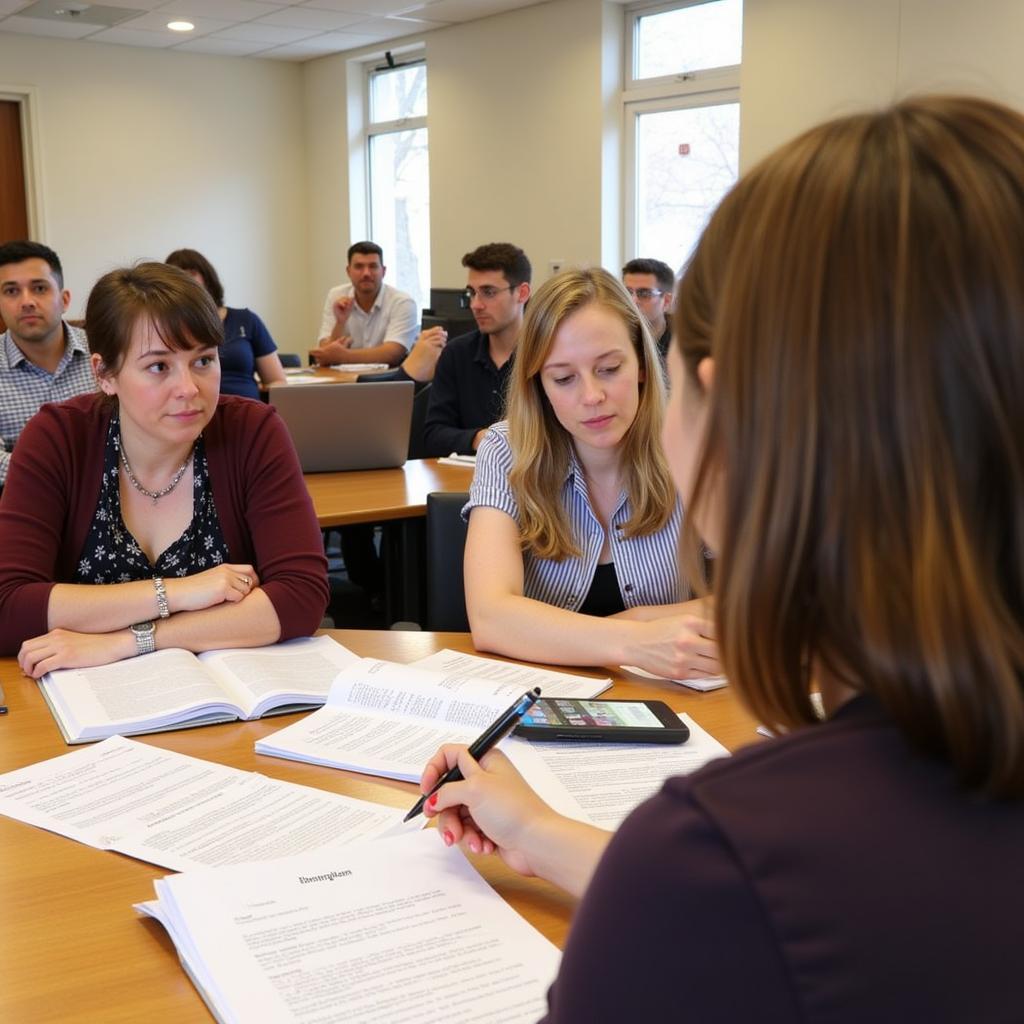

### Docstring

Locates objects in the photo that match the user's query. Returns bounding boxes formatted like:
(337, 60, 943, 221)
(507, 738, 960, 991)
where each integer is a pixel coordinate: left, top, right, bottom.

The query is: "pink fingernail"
(443, 830, 454, 847)
(427, 792, 438, 809)
(469, 840, 480, 854)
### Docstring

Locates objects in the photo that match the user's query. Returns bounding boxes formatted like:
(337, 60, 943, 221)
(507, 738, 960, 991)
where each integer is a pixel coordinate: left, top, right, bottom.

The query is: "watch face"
(131, 621, 154, 636)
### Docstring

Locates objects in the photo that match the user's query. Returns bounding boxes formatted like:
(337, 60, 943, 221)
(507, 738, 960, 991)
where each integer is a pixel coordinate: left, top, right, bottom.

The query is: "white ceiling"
(0, 0, 584, 62)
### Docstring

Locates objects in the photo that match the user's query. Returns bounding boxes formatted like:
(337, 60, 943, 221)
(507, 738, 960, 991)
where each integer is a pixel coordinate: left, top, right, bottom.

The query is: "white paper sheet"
(255, 657, 610, 781)
(410, 649, 612, 697)
(504, 713, 730, 829)
(140, 831, 560, 1024)
(0, 736, 407, 871)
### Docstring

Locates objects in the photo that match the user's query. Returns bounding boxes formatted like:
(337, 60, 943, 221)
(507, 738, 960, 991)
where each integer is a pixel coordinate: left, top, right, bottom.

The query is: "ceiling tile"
(117, 10, 234, 34)
(213, 21, 316, 42)
(417, 0, 546, 20)
(89, 26, 180, 46)
(253, 6, 365, 30)
(154, 0, 284, 20)
(258, 39, 339, 60)
(299, 1, 425, 15)
(173, 35, 270, 55)
(0, 14, 100, 37)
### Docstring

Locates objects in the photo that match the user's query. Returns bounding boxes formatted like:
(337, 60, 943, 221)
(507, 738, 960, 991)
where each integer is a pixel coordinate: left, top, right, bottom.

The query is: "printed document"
(139, 831, 560, 1024)
(505, 713, 730, 829)
(255, 656, 609, 781)
(0, 735, 407, 871)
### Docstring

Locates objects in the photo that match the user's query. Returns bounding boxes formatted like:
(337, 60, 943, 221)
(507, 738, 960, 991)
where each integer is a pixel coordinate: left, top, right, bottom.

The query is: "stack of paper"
(255, 656, 611, 781)
(138, 832, 560, 1024)
(0, 736, 408, 871)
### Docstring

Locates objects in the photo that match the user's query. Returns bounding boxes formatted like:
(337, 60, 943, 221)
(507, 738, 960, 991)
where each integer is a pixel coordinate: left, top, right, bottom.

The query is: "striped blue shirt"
(465, 421, 683, 612)
(0, 324, 94, 485)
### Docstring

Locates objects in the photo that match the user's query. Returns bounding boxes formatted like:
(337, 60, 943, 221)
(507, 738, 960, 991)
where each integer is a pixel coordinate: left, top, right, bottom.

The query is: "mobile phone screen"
(519, 699, 665, 730)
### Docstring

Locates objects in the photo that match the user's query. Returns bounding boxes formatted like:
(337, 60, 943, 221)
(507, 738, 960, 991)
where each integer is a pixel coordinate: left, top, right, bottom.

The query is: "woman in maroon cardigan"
(0, 262, 328, 675)
(418, 96, 1024, 1020)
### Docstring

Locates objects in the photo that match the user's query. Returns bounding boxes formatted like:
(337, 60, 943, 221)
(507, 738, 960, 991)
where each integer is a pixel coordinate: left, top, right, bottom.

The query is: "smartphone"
(513, 698, 689, 744)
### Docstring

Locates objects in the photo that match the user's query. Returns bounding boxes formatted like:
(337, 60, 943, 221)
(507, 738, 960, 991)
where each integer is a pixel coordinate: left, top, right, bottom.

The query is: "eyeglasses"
(463, 285, 515, 303)
(625, 287, 665, 300)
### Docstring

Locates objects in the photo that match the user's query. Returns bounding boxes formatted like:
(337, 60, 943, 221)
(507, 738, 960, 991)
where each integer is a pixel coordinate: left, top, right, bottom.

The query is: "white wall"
(303, 0, 623, 335)
(0, 32, 308, 350)
(741, 0, 1024, 170)
(9, 0, 1024, 348)
(425, 0, 617, 288)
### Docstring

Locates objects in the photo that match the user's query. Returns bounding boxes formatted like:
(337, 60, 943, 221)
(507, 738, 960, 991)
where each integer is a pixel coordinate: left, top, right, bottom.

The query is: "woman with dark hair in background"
(166, 248, 286, 399)
(419, 96, 1024, 1020)
(0, 262, 328, 674)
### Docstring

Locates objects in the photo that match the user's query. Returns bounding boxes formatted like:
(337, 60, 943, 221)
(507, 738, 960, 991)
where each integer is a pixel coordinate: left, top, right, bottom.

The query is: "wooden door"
(0, 99, 30, 330)
(0, 100, 28, 241)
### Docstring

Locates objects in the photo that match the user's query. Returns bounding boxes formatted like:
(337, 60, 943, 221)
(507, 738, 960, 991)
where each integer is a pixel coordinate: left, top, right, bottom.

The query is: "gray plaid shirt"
(0, 323, 95, 485)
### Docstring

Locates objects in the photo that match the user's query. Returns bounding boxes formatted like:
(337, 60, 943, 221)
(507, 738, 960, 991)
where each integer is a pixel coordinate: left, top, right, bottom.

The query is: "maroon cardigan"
(0, 393, 328, 653)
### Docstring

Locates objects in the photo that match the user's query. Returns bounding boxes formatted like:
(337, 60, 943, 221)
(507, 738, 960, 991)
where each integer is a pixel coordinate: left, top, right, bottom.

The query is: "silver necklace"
(119, 436, 194, 505)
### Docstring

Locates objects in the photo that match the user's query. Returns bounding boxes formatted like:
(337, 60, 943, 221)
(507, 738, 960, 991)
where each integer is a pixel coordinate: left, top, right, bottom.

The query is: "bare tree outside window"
(369, 64, 430, 310)
(626, 1, 741, 272)
(637, 102, 739, 271)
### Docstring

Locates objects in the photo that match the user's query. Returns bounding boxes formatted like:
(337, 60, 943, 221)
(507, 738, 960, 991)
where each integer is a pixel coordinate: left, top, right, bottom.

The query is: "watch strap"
(153, 577, 170, 619)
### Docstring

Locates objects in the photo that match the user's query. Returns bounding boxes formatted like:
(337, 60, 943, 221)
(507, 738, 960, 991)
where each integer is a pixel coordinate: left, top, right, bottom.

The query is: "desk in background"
(305, 459, 474, 623)
(0, 631, 759, 1023)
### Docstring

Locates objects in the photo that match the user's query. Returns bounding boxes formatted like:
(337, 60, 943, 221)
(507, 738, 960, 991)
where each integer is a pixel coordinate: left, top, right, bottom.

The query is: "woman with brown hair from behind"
(417, 95, 1024, 1021)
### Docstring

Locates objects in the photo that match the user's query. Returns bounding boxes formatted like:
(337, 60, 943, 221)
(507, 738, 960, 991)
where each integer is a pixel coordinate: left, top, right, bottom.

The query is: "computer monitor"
(428, 287, 469, 316)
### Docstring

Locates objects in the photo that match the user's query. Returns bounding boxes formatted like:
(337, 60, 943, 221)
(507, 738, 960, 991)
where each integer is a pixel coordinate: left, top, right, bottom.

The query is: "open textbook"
(138, 832, 560, 1024)
(0, 735, 410, 872)
(38, 635, 358, 744)
(255, 655, 611, 782)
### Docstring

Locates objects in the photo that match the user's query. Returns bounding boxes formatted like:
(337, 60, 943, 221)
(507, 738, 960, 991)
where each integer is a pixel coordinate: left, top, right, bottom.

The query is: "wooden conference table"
(304, 458, 474, 529)
(0, 631, 759, 1023)
(304, 458, 475, 624)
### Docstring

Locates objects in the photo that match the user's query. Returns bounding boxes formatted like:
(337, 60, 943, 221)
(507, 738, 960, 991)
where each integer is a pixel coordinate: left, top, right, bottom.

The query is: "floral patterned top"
(73, 417, 230, 584)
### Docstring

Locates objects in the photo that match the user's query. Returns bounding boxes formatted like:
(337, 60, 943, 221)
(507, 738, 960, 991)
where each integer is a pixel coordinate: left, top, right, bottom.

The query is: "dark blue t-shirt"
(220, 307, 277, 400)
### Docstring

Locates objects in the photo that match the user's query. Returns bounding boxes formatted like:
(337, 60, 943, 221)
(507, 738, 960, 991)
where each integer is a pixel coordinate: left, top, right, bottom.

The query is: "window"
(625, 1, 742, 274)
(366, 60, 430, 311)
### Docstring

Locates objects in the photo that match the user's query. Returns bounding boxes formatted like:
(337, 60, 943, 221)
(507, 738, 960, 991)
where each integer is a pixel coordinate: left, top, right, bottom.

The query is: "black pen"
(404, 687, 541, 823)
(0, 680, 7, 714)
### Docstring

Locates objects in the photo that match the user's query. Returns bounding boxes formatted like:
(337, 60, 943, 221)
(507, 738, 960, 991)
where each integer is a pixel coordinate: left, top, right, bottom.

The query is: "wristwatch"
(130, 620, 156, 657)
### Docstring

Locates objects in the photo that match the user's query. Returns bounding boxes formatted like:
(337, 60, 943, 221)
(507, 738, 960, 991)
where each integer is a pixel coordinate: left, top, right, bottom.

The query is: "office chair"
(425, 490, 470, 631)
(407, 382, 432, 460)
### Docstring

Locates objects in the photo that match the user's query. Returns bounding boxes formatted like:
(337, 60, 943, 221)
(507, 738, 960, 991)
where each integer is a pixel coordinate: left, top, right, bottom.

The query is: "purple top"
(543, 695, 1024, 1022)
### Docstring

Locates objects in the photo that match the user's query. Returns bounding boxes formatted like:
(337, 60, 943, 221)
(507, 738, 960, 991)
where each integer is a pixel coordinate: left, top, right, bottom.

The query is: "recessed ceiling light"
(167, 21, 194, 32)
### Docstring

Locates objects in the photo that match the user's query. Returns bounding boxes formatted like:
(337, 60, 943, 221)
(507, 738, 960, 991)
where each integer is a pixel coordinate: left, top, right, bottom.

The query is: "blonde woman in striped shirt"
(464, 267, 718, 681)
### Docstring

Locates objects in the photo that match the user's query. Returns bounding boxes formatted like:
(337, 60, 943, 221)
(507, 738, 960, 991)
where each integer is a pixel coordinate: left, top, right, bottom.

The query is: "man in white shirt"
(310, 242, 417, 368)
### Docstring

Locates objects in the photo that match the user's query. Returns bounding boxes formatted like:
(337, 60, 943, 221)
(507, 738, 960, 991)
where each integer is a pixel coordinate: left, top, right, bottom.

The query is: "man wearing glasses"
(423, 242, 531, 457)
(622, 258, 675, 364)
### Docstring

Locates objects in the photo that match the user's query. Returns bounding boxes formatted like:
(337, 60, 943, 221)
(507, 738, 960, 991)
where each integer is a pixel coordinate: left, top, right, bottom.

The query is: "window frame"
(363, 57, 428, 242)
(623, 0, 741, 263)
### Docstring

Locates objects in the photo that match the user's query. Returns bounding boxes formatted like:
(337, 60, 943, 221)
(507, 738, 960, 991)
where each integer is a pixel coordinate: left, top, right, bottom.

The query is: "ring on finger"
(241, 575, 251, 588)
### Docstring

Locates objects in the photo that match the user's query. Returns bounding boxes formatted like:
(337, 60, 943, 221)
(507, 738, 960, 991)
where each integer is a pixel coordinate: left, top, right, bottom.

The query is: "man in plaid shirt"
(0, 241, 95, 486)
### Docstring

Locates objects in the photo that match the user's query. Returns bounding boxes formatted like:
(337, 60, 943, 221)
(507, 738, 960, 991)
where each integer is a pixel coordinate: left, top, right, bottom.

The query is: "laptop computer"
(269, 380, 414, 473)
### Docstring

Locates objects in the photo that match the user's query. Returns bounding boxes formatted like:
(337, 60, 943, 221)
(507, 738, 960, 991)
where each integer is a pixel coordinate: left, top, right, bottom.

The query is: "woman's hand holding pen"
(420, 744, 614, 900)
(420, 745, 554, 878)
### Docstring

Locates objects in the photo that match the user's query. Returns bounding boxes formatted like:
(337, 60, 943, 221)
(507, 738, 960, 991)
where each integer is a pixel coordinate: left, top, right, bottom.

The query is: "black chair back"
(278, 352, 302, 367)
(408, 382, 432, 460)
(426, 491, 470, 631)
